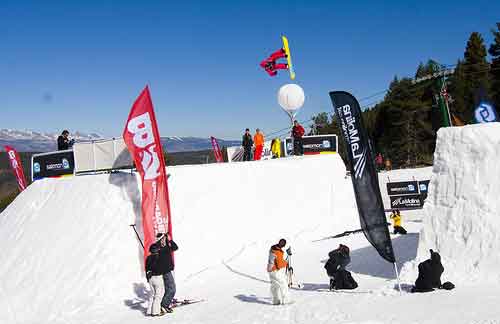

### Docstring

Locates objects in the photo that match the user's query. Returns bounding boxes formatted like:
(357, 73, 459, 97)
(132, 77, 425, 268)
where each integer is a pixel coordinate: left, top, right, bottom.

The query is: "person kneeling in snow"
(146, 244, 166, 317)
(324, 244, 358, 290)
(412, 249, 455, 293)
(267, 238, 290, 305)
(390, 210, 407, 235)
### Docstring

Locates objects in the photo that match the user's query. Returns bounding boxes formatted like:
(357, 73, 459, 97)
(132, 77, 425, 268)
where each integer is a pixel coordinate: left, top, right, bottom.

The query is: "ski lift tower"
(412, 60, 454, 127)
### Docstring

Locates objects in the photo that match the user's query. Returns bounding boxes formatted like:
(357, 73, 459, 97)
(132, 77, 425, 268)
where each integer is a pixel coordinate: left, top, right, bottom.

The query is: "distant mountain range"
(0, 129, 241, 153)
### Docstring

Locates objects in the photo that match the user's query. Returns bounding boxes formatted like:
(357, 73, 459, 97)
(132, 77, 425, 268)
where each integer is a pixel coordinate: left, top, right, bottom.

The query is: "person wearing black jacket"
(57, 130, 74, 150)
(145, 243, 166, 316)
(156, 232, 179, 313)
(242, 128, 253, 161)
(324, 244, 357, 290)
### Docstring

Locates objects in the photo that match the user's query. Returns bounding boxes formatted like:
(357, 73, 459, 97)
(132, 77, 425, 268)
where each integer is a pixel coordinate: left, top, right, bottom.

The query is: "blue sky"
(1, 0, 499, 139)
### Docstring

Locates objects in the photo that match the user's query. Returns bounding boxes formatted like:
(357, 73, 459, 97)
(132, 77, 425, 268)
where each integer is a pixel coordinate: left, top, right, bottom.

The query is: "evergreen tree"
(488, 23, 500, 113)
(462, 32, 490, 122)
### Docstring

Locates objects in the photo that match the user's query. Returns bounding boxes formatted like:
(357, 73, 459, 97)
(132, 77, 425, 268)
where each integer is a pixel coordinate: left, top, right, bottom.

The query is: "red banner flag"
(122, 86, 172, 262)
(210, 136, 223, 163)
(4, 146, 27, 192)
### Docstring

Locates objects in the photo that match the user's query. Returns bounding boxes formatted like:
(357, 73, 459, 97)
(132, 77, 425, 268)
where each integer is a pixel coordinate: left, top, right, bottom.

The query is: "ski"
(312, 223, 391, 242)
(281, 35, 296, 80)
(170, 298, 205, 308)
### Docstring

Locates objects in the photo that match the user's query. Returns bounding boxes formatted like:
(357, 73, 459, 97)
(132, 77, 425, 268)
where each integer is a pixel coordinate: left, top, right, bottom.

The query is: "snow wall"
(402, 123, 500, 285)
(0, 154, 358, 323)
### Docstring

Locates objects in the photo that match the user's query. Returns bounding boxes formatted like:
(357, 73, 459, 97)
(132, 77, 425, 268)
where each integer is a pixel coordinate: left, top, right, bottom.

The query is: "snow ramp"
(0, 154, 358, 323)
(402, 123, 500, 285)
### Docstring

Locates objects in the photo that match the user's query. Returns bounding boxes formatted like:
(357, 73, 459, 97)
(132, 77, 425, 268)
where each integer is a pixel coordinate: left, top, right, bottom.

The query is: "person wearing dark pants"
(242, 128, 253, 161)
(291, 120, 305, 156)
(155, 232, 178, 313)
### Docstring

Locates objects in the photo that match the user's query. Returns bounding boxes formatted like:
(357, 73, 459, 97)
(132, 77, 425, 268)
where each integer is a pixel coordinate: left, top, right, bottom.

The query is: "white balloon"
(277, 84, 305, 113)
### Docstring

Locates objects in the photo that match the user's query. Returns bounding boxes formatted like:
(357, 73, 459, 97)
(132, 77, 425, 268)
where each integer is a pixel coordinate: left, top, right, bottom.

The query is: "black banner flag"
(329, 91, 395, 263)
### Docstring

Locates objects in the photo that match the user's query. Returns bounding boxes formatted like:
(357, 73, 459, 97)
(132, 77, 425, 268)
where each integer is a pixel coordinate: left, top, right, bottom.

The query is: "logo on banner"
(62, 158, 70, 169)
(392, 197, 421, 207)
(127, 112, 161, 180)
(339, 104, 367, 179)
(34, 162, 41, 173)
(408, 184, 415, 191)
(322, 140, 330, 148)
(419, 183, 427, 192)
(474, 102, 497, 123)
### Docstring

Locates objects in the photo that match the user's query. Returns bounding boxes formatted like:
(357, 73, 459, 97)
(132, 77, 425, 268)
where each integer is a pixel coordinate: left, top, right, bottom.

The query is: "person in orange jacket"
(266, 238, 290, 305)
(253, 128, 265, 160)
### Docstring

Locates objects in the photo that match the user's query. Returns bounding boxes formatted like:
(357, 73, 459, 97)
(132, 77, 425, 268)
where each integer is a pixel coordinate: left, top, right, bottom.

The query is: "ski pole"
(130, 224, 144, 249)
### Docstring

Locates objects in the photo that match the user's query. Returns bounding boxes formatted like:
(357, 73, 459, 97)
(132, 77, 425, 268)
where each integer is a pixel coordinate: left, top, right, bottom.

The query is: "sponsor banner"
(284, 134, 338, 156)
(4, 146, 27, 191)
(226, 140, 273, 162)
(330, 91, 395, 264)
(32, 150, 75, 181)
(386, 181, 419, 196)
(123, 86, 172, 264)
(390, 194, 423, 209)
(210, 136, 223, 163)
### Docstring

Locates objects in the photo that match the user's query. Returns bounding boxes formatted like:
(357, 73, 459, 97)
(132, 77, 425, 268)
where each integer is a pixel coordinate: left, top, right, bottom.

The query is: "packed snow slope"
(402, 123, 500, 285)
(0, 154, 356, 324)
(1, 152, 500, 324)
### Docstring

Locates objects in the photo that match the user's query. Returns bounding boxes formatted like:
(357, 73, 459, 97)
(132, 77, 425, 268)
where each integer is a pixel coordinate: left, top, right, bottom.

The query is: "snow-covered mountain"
(0, 129, 240, 152)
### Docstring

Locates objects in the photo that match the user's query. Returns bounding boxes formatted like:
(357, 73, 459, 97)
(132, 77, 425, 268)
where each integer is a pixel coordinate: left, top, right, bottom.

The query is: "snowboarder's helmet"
(278, 238, 286, 248)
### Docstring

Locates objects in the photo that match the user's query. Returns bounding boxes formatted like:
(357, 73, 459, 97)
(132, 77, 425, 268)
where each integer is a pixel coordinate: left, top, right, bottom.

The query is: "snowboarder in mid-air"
(260, 48, 289, 77)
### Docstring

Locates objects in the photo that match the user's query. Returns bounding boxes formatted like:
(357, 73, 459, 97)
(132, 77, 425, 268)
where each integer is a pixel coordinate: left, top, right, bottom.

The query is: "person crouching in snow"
(146, 243, 166, 317)
(390, 209, 407, 234)
(267, 238, 290, 305)
(324, 244, 357, 290)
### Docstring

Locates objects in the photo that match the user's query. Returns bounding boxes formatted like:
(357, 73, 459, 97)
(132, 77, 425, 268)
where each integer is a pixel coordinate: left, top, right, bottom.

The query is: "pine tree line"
(311, 24, 500, 167)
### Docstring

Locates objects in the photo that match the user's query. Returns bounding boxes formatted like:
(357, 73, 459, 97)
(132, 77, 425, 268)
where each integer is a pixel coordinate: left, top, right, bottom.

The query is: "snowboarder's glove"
(146, 271, 153, 282)
(286, 247, 292, 256)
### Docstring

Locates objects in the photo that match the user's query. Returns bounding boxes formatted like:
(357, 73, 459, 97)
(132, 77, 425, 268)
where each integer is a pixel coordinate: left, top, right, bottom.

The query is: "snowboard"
(170, 298, 205, 308)
(281, 35, 296, 80)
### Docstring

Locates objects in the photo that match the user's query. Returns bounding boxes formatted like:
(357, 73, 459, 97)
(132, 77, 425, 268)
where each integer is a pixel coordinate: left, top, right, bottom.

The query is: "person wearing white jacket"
(266, 239, 290, 305)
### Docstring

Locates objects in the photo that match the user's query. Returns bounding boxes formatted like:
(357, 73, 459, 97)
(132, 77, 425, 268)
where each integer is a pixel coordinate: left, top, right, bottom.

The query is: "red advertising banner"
(210, 136, 223, 163)
(122, 86, 172, 262)
(4, 146, 27, 192)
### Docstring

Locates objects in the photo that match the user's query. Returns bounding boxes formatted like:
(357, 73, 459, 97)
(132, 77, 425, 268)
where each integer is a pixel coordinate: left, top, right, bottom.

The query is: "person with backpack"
(156, 232, 178, 313)
(291, 120, 305, 156)
(390, 210, 407, 234)
(242, 128, 253, 161)
(266, 238, 290, 305)
(146, 243, 166, 317)
(324, 244, 358, 290)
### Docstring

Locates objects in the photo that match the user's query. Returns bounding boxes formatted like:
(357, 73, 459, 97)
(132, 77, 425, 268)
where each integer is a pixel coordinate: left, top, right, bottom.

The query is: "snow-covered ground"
(1, 124, 499, 324)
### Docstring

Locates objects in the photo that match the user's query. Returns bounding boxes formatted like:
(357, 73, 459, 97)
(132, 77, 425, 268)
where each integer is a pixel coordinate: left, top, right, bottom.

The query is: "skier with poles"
(266, 238, 290, 305)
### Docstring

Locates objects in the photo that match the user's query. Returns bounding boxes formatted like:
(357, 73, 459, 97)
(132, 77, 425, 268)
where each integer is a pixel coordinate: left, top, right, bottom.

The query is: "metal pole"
(393, 263, 402, 292)
(130, 224, 144, 249)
